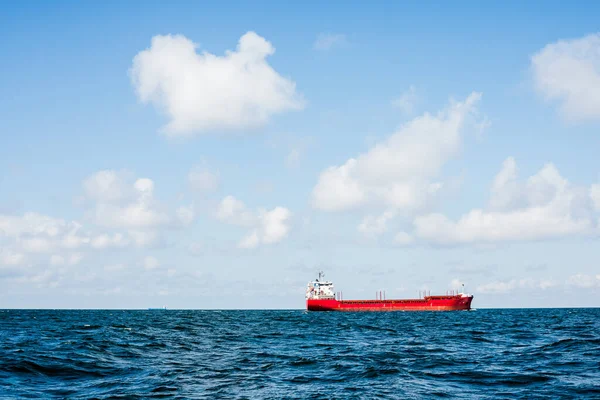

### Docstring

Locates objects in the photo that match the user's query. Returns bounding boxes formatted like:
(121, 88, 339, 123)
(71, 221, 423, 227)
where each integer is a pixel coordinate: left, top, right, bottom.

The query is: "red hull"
(307, 295, 473, 312)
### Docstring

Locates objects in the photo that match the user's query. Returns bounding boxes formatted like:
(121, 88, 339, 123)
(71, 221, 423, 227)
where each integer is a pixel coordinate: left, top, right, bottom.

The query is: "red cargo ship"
(306, 272, 473, 312)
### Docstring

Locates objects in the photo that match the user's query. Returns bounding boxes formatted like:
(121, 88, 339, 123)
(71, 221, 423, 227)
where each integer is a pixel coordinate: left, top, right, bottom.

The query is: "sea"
(1, 308, 599, 399)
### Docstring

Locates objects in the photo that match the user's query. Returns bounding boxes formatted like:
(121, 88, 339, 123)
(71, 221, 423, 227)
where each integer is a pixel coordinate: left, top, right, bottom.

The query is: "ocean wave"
(0, 308, 598, 398)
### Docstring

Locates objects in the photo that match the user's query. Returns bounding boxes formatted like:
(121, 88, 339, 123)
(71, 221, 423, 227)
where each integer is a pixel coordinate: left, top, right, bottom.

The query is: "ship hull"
(307, 295, 473, 312)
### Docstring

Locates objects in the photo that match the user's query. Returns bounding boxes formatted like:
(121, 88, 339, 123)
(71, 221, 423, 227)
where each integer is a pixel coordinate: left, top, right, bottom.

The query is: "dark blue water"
(1, 309, 599, 399)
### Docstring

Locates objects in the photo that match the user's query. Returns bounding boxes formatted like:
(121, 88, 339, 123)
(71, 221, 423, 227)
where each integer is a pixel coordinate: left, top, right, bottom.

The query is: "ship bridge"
(306, 271, 335, 300)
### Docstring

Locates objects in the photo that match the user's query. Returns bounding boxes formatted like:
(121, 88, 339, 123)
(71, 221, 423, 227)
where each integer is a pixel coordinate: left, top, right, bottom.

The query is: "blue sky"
(1, 1, 600, 308)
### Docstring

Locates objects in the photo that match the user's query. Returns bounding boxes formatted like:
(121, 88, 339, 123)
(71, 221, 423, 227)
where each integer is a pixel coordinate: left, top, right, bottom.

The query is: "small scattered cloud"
(591, 184, 600, 211)
(176, 205, 195, 226)
(215, 196, 292, 249)
(313, 33, 347, 51)
(391, 85, 418, 115)
(285, 148, 303, 168)
(215, 195, 255, 226)
(90, 233, 129, 250)
(83, 170, 133, 204)
(188, 165, 219, 193)
(104, 263, 126, 272)
(358, 210, 396, 236)
(477, 278, 557, 294)
(566, 273, 600, 288)
(143, 256, 160, 270)
(0, 249, 25, 266)
(50, 255, 65, 266)
(393, 231, 414, 246)
(449, 263, 498, 276)
(266, 134, 314, 169)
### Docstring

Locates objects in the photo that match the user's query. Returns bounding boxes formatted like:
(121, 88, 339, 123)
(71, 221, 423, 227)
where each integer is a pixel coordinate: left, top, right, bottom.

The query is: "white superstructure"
(306, 271, 335, 300)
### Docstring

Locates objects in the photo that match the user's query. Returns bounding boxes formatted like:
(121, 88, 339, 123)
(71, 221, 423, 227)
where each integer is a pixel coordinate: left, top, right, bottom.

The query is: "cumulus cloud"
(531, 32, 600, 121)
(130, 32, 304, 136)
(216, 196, 292, 248)
(84, 172, 171, 232)
(254, 207, 292, 245)
(0, 213, 93, 255)
(413, 158, 598, 244)
(313, 33, 347, 51)
(312, 92, 483, 212)
(0, 212, 68, 238)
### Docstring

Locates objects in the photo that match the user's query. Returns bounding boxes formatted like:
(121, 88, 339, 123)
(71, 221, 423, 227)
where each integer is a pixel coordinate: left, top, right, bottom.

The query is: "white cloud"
(413, 158, 597, 244)
(83, 170, 132, 203)
(129, 230, 161, 248)
(0, 212, 67, 238)
(0, 210, 144, 257)
(285, 148, 302, 168)
(86, 173, 171, 230)
(21, 237, 54, 253)
(130, 32, 304, 136)
(392, 85, 418, 115)
(312, 92, 483, 212)
(531, 32, 600, 121)
(239, 231, 260, 249)
(489, 157, 520, 210)
(393, 231, 414, 246)
(258, 207, 292, 245)
(239, 206, 292, 249)
(216, 195, 255, 226)
(90, 233, 130, 249)
(50, 255, 65, 266)
(176, 205, 195, 226)
(591, 184, 600, 211)
(68, 253, 84, 265)
(143, 256, 160, 270)
(314, 33, 347, 51)
(267, 134, 313, 169)
(104, 263, 126, 272)
(61, 223, 91, 249)
(477, 278, 557, 294)
(358, 210, 396, 236)
(0, 249, 25, 266)
(239, 207, 292, 249)
(566, 274, 600, 288)
(311, 159, 366, 212)
(216, 196, 291, 249)
(188, 166, 219, 192)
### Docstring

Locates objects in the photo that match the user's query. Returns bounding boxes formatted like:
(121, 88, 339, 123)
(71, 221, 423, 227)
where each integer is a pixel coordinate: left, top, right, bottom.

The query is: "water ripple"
(0, 308, 599, 398)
